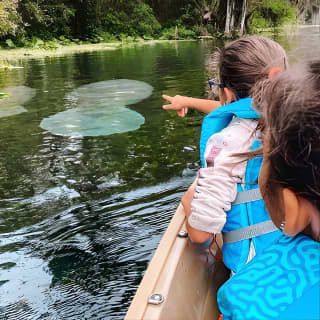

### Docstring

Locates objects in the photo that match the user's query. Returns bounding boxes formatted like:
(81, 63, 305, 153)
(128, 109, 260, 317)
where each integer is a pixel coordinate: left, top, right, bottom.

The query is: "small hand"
(181, 185, 196, 217)
(162, 94, 189, 117)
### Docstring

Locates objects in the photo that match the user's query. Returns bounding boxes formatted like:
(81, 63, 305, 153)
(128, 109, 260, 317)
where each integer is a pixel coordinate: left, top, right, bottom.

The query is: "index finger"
(162, 94, 173, 103)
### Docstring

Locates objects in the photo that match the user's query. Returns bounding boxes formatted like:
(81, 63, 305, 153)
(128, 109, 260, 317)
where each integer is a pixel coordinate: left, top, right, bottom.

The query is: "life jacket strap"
(232, 188, 262, 205)
(222, 220, 278, 244)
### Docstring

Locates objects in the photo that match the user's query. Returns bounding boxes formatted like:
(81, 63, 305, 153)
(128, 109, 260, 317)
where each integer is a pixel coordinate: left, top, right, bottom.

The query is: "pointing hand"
(162, 94, 189, 117)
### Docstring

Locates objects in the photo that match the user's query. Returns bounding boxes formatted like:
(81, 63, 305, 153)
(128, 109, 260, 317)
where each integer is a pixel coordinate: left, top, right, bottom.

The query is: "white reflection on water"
(0, 251, 52, 311)
(21, 186, 80, 206)
(40, 79, 153, 137)
(0, 86, 36, 118)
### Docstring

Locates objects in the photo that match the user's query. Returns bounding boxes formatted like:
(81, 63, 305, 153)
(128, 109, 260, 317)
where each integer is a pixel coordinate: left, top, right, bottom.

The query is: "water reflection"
(0, 86, 35, 118)
(1, 175, 191, 319)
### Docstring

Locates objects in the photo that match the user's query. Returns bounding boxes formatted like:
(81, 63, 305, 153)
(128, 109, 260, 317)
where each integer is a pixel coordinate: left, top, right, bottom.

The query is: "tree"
(192, 0, 220, 33)
(258, 0, 296, 29)
(145, 0, 193, 23)
(0, 0, 301, 44)
(224, 0, 248, 35)
(0, 0, 20, 37)
(16, 0, 75, 39)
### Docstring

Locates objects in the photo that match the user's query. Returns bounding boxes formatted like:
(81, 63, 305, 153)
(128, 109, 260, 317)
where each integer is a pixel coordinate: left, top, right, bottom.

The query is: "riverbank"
(0, 42, 121, 65)
(0, 40, 193, 65)
(0, 23, 304, 66)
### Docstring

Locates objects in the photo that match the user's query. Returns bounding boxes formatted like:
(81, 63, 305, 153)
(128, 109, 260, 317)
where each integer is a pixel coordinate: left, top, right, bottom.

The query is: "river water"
(0, 26, 319, 319)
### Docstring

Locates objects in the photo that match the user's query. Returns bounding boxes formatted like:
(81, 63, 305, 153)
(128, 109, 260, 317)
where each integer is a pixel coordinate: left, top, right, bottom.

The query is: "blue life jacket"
(200, 98, 281, 273)
(217, 233, 320, 320)
(200, 98, 259, 168)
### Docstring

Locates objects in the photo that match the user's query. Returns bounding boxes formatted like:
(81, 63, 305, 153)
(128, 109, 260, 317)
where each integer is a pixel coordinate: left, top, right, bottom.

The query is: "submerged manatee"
(0, 86, 36, 118)
(40, 79, 153, 137)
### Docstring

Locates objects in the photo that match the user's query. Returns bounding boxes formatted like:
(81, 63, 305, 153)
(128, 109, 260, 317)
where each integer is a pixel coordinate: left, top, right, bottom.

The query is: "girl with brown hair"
(217, 60, 320, 320)
(163, 36, 288, 274)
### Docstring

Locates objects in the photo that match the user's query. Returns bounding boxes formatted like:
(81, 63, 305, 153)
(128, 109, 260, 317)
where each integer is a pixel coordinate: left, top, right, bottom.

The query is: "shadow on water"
(0, 28, 319, 319)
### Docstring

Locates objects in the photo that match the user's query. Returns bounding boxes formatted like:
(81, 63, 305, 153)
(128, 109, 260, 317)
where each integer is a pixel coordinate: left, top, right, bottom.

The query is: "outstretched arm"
(162, 94, 221, 117)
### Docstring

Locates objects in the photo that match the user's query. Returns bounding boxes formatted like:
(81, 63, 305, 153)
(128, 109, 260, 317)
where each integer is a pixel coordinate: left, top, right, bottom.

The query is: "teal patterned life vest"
(217, 233, 320, 320)
(200, 98, 281, 273)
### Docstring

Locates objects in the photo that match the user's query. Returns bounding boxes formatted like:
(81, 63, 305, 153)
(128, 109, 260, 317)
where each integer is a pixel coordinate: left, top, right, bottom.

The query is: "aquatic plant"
(40, 79, 153, 137)
(0, 93, 10, 99)
(0, 86, 36, 118)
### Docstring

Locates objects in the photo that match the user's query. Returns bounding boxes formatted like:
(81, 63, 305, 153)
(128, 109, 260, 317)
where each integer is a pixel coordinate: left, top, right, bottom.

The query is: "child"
(217, 60, 320, 320)
(163, 36, 287, 274)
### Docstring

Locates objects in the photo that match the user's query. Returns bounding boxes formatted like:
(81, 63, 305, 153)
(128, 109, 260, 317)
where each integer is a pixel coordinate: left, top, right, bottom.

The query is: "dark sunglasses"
(208, 78, 225, 89)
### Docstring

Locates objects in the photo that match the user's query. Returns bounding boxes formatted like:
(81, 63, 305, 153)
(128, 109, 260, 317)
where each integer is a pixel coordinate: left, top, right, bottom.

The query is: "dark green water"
(0, 27, 319, 319)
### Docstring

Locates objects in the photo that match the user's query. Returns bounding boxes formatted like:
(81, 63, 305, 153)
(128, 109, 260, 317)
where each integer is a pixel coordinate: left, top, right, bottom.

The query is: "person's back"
(217, 61, 320, 319)
(197, 97, 279, 273)
(180, 37, 288, 274)
(218, 233, 320, 320)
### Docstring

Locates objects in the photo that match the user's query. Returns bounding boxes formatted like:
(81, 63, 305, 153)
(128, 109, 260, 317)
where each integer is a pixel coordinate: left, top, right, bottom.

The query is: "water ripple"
(0, 174, 191, 319)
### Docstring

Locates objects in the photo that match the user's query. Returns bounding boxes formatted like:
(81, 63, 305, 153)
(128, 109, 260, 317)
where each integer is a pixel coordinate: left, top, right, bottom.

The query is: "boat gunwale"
(125, 204, 186, 319)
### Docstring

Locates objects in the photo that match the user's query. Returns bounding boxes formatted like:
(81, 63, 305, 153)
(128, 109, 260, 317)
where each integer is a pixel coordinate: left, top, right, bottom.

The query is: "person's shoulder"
(221, 117, 257, 139)
(229, 117, 257, 130)
(242, 233, 319, 275)
(277, 282, 320, 320)
(217, 234, 320, 320)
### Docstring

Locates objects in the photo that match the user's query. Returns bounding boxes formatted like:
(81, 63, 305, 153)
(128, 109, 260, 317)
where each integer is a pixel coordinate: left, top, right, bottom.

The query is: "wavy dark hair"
(252, 60, 320, 212)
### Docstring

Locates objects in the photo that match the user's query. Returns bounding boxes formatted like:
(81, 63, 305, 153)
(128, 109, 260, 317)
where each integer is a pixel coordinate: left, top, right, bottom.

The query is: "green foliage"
(14, 35, 30, 47)
(160, 26, 198, 40)
(0, 0, 301, 48)
(179, 26, 199, 39)
(5, 39, 16, 48)
(0, 0, 20, 37)
(251, 0, 297, 31)
(102, 1, 161, 39)
(103, 9, 131, 37)
(159, 27, 176, 40)
(18, 1, 75, 38)
(131, 2, 161, 37)
(31, 37, 44, 49)
(2, 35, 75, 50)
(93, 31, 117, 42)
(251, 15, 270, 30)
(175, 3, 200, 29)
(0, 93, 10, 99)
(22, 1, 49, 26)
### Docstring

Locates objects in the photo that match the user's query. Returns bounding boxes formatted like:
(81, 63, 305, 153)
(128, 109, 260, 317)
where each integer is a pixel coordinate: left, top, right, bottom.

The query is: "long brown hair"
(219, 36, 288, 160)
(252, 60, 320, 212)
(218, 36, 288, 99)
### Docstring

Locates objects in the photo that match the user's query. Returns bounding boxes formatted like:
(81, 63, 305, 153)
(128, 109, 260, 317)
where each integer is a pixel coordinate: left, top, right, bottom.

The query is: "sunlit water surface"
(0, 26, 319, 319)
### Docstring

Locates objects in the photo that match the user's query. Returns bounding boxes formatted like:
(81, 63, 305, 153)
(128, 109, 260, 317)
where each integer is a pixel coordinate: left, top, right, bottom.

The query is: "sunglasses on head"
(208, 78, 225, 89)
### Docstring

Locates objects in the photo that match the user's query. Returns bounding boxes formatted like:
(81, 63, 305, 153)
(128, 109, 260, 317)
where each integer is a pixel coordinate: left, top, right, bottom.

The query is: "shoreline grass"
(0, 39, 194, 66)
(0, 42, 121, 65)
